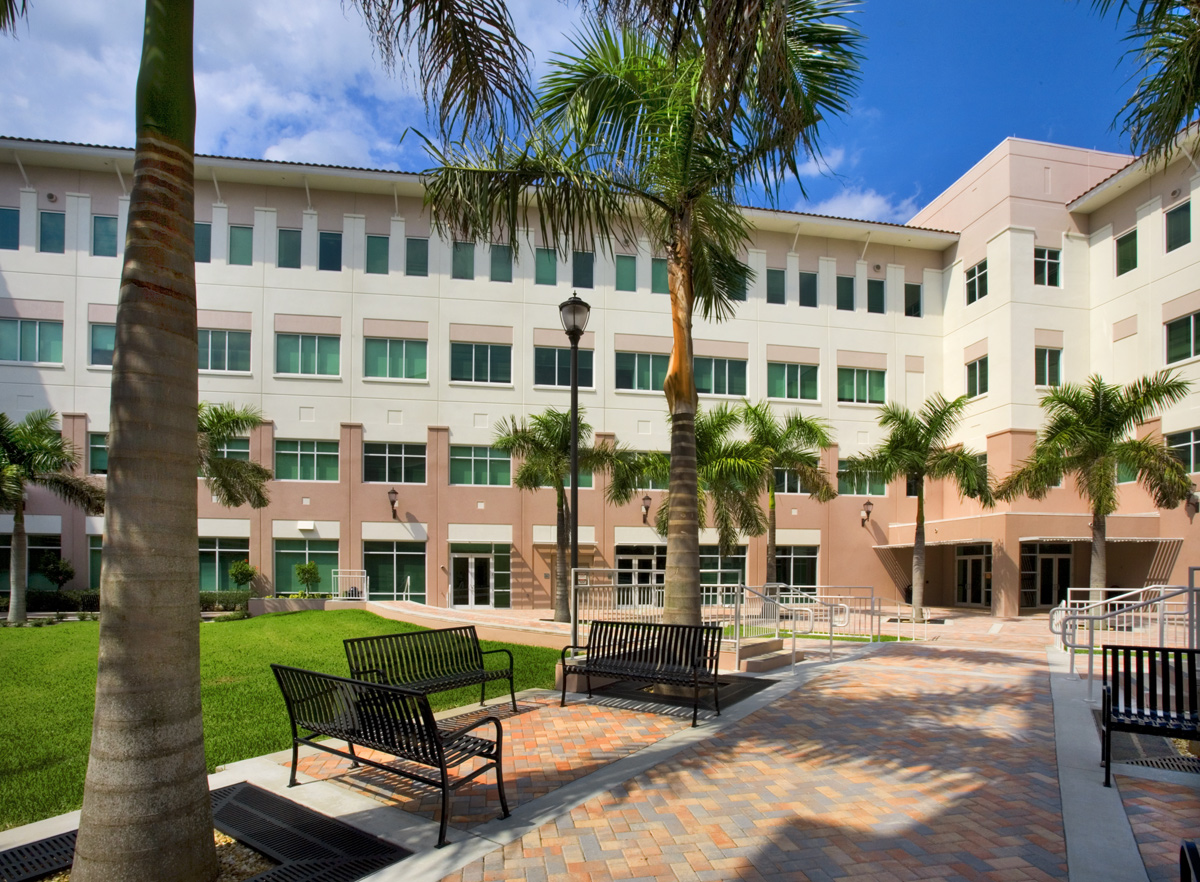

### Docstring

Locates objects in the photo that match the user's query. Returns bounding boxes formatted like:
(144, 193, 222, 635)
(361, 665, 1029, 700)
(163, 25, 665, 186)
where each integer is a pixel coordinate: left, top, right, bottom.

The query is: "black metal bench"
(1101, 645, 1199, 787)
(271, 664, 511, 848)
(344, 626, 517, 713)
(560, 620, 723, 726)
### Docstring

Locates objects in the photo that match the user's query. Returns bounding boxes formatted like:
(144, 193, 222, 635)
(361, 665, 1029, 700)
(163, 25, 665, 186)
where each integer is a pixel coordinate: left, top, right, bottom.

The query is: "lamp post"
(559, 292, 591, 616)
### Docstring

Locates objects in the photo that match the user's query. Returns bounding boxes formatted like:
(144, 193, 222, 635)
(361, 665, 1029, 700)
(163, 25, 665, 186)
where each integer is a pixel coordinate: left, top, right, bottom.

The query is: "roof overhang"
(1017, 536, 1163, 544)
(874, 538, 990, 550)
(1067, 127, 1200, 213)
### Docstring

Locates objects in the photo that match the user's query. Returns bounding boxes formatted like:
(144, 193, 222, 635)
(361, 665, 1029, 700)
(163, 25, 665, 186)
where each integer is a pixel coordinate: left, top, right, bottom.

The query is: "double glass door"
(451, 554, 493, 607)
(1038, 553, 1071, 607)
(955, 545, 992, 608)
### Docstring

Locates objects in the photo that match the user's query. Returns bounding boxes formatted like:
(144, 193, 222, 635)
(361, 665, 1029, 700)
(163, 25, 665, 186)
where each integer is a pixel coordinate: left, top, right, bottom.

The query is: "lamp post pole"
(559, 293, 591, 623)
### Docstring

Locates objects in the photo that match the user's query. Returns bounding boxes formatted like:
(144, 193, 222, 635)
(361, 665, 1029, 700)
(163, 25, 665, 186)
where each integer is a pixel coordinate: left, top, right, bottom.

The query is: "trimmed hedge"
(0, 589, 248, 614)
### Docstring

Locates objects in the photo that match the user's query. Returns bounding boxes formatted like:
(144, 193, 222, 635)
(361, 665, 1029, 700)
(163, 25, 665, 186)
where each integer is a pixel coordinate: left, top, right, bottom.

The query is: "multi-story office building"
(1, 134, 1197, 616)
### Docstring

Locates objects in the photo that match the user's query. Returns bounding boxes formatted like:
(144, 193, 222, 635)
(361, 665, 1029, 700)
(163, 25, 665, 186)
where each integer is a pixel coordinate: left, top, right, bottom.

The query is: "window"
(730, 266, 748, 302)
(798, 271, 818, 308)
(700, 545, 746, 604)
(904, 282, 922, 317)
(836, 276, 855, 311)
(572, 251, 594, 289)
(966, 260, 987, 303)
(1168, 428, 1200, 472)
(199, 537, 250, 591)
(275, 333, 340, 376)
(363, 541, 426, 602)
(0, 319, 63, 364)
(318, 231, 342, 271)
(1167, 202, 1191, 252)
(836, 367, 885, 404)
(1034, 247, 1060, 286)
(1034, 347, 1061, 387)
(198, 329, 251, 372)
(450, 342, 511, 384)
(0, 207, 17, 250)
(1116, 229, 1137, 275)
(39, 211, 65, 253)
(767, 362, 818, 400)
(966, 356, 989, 398)
(214, 438, 249, 461)
(651, 257, 669, 294)
(490, 244, 512, 282)
(615, 351, 668, 391)
(405, 237, 429, 276)
(1117, 461, 1137, 483)
(89, 434, 108, 475)
(766, 268, 786, 305)
(90, 323, 116, 367)
(775, 469, 802, 494)
(452, 241, 475, 279)
(838, 459, 884, 495)
(534, 346, 594, 387)
(775, 546, 818, 588)
(1166, 312, 1200, 364)
(365, 235, 389, 274)
(0, 534, 61, 593)
(449, 446, 510, 485)
(694, 357, 747, 396)
(92, 216, 118, 257)
(535, 247, 557, 285)
(274, 539, 339, 595)
(867, 278, 885, 314)
(89, 535, 102, 590)
(615, 254, 636, 291)
(228, 225, 252, 266)
(195, 222, 211, 263)
(364, 337, 427, 380)
(907, 474, 921, 497)
(275, 440, 339, 481)
(277, 228, 301, 268)
(363, 442, 426, 483)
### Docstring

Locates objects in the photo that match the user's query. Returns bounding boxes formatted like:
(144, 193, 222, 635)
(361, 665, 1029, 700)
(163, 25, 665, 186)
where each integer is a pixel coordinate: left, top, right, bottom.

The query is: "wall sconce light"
(387, 487, 398, 520)
(860, 498, 874, 527)
(642, 494, 653, 524)
(1186, 487, 1200, 519)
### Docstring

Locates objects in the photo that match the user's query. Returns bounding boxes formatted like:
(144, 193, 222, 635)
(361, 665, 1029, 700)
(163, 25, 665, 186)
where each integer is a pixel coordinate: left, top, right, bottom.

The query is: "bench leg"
(1103, 724, 1112, 788)
(508, 673, 517, 714)
(288, 740, 299, 787)
(436, 768, 452, 849)
(561, 666, 569, 708)
(713, 680, 721, 718)
(347, 741, 360, 769)
(480, 680, 487, 708)
(494, 729, 511, 821)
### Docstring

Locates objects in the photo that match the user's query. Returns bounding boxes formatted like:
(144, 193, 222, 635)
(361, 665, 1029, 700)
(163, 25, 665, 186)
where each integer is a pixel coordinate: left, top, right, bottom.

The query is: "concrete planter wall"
(249, 598, 366, 616)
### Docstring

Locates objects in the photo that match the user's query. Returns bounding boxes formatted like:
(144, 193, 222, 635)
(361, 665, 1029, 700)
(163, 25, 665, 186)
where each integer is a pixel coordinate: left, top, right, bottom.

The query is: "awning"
(1017, 536, 1163, 544)
(873, 538, 990, 550)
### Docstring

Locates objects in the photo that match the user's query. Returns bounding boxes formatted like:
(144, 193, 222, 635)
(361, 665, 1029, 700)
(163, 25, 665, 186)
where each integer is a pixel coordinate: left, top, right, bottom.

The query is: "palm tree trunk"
(7, 495, 27, 624)
(911, 482, 926, 622)
(74, 2, 216, 880)
(662, 215, 700, 626)
(1089, 511, 1107, 604)
(554, 485, 569, 623)
(765, 485, 777, 586)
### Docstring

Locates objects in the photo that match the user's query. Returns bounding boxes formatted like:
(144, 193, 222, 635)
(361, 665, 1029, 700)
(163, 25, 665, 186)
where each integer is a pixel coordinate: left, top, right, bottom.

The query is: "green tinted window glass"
(1117, 461, 1137, 483)
(490, 244, 512, 282)
(316, 335, 339, 375)
(615, 351, 636, 389)
(1167, 316, 1194, 363)
(277, 229, 301, 268)
(227, 331, 251, 372)
(535, 248, 557, 285)
(92, 216, 118, 257)
(405, 237, 428, 276)
(799, 364, 818, 399)
(651, 257, 668, 293)
(730, 265, 747, 301)
(365, 235, 389, 274)
(0, 321, 17, 361)
(867, 278, 885, 314)
(867, 369, 885, 403)
(836, 276, 854, 310)
(33, 322, 61, 363)
(572, 251, 594, 288)
(450, 342, 474, 381)
(766, 268, 785, 304)
(904, 283, 922, 317)
(767, 362, 787, 398)
(364, 338, 389, 378)
(318, 231, 342, 271)
(837, 368, 855, 401)
(452, 241, 475, 279)
(1116, 230, 1138, 275)
(91, 324, 115, 366)
(276, 335, 301, 374)
(798, 271, 817, 308)
(39, 211, 65, 253)
(229, 225, 253, 265)
(534, 347, 558, 386)
(406, 340, 427, 379)
(194, 222, 211, 263)
(0, 207, 18, 250)
(89, 434, 108, 474)
(615, 254, 636, 291)
(89, 535, 102, 590)
(1167, 202, 1191, 252)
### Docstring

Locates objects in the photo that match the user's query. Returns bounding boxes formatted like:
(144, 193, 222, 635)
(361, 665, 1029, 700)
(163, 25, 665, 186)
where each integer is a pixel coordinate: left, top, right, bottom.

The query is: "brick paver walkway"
(1118, 775, 1200, 882)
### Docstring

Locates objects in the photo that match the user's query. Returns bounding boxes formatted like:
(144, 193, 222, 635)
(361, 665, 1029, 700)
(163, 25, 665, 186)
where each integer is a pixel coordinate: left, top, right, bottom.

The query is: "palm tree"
(997, 371, 1192, 596)
(840, 394, 993, 622)
(198, 402, 272, 509)
(1091, 0, 1200, 164)
(493, 408, 623, 622)
(739, 400, 836, 585)
(425, 12, 862, 625)
(0, 410, 105, 624)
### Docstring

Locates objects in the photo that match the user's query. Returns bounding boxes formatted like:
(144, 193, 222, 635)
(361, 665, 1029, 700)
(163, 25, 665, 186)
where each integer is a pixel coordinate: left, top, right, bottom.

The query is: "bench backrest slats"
(345, 627, 485, 685)
(1103, 645, 1199, 721)
(585, 620, 722, 673)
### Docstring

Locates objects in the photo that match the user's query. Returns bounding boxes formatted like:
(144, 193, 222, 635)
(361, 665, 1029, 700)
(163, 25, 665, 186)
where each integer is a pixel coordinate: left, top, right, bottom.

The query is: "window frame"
(836, 275, 855, 311)
(405, 237, 429, 276)
(766, 268, 786, 305)
(1034, 247, 1061, 287)
(363, 442, 427, 484)
(448, 445, 511, 486)
(90, 323, 116, 367)
(1166, 201, 1191, 253)
(228, 224, 253, 266)
(798, 271, 818, 308)
(766, 361, 819, 401)
(837, 458, 885, 496)
(363, 337, 428, 381)
(1165, 312, 1200, 365)
(1115, 229, 1138, 276)
(965, 259, 988, 304)
(836, 367, 885, 405)
(449, 341, 512, 385)
(615, 254, 637, 292)
(365, 234, 389, 275)
(693, 356, 748, 397)
(92, 215, 118, 257)
(1034, 347, 1062, 387)
(277, 228, 301, 269)
(451, 241, 475, 280)
(533, 345, 594, 389)
(904, 282, 922, 317)
(274, 439, 340, 482)
(38, 210, 65, 254)
(615, 351, 669, 392)
(198, 328, 252, 373)
(317, 231, 343, 272)
(966, 355, 989, 398)
(0, 318, 64, 365)
(866, 278, 885, 314)
(274, 333, 341, 378)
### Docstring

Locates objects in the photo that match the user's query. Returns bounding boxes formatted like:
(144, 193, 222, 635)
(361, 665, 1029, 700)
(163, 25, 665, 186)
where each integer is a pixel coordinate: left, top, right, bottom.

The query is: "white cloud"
(802, 187, 922, 224)
(796, 147, 847, 178)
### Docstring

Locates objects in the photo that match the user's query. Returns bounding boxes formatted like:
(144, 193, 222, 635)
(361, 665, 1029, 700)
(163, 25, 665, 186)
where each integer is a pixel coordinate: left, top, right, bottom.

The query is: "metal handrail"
(732, 583, 783, 661)
(1050, 584, 1178, 636)
(787, 595, 850, 663)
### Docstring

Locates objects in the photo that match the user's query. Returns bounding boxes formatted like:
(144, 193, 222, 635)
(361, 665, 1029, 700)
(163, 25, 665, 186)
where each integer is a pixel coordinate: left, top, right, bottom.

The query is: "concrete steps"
(726, 637, 804, 673)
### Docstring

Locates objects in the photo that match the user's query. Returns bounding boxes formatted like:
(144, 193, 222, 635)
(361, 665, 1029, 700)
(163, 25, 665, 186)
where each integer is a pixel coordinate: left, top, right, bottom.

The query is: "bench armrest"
(560, 644, 586, 664)
(441, 713, 504, 744)
(348, 666, 389, 684)
(480, 647, 514, 670)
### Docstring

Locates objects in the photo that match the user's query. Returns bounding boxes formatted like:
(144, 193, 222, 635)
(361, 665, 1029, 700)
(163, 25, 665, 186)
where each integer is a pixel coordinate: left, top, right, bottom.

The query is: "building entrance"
(451, 554, 493, 607)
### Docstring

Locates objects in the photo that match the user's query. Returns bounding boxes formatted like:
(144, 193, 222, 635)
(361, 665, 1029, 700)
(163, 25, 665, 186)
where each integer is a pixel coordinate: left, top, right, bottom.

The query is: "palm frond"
(202, 457, 272, 510)
(0, 0, 28, 36)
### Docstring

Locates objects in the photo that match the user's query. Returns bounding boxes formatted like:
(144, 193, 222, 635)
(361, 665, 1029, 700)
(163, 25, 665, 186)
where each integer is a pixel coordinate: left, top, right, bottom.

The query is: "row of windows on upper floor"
(0, 208, 928, 315)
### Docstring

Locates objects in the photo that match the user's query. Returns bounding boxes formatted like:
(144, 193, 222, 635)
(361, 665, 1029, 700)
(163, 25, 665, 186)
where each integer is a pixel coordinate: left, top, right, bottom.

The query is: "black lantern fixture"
(387, 487, 399, 519)
(860, 498, 874, 527)
(641, 494, 652, 524)
(559, 292, 592, 599)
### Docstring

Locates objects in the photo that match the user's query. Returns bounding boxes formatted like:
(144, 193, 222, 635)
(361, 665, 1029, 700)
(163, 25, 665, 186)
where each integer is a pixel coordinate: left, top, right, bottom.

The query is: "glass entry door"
(451, 554, 493, 607)
(955, 544, 992, 608)
(1038, 554, 1071, 607)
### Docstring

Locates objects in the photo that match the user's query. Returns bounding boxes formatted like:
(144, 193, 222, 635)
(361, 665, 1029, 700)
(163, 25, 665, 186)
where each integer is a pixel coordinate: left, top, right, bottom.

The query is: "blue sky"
(1, 0, 1139, 223)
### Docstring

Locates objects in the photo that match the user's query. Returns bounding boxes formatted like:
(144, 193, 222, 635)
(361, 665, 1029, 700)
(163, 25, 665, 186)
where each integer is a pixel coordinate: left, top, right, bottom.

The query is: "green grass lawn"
(0, 610, 561, 832)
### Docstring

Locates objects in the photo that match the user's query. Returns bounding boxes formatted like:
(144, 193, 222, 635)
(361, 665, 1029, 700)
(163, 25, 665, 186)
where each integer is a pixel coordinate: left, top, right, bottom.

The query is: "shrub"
(40, 556, 76, 591)
(228, 559, 258, 589)
(199, 591, 250, 613)
(213, 610, 250, 622)
(294, 562, 321, 598)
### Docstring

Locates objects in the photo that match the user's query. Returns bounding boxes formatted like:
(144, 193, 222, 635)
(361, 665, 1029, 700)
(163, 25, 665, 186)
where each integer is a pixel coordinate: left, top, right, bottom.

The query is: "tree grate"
(0, 783, 410, 882)
(1124, 755, 1200, 774)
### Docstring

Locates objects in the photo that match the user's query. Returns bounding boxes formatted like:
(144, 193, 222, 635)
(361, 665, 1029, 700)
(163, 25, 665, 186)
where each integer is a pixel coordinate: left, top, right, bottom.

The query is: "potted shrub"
(294, 562, 321, 598)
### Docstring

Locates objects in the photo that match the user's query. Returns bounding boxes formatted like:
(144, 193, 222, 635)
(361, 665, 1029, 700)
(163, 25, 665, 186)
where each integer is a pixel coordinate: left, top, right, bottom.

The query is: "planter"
(249, 597, 366, 616)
